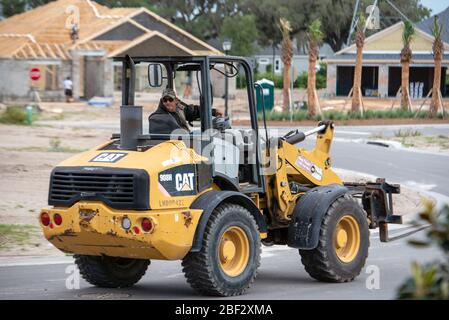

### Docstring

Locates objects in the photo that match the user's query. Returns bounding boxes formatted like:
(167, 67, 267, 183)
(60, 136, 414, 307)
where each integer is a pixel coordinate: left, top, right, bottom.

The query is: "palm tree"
(430, 16, 444, 117)
(351, 14, 366, 113)
(279, 18, 293, 112)
(400, 20, 415, 110)
(307, 19, 324, 117)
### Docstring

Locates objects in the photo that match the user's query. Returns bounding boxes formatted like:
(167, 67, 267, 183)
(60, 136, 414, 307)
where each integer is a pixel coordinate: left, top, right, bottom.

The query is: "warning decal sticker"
(295, 155, 323, 181)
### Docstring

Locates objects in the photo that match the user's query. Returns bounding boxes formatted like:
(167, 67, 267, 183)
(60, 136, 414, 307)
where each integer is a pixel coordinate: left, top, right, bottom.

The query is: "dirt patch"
(0, 123, 113, 256)
(370, 133, 449, 155)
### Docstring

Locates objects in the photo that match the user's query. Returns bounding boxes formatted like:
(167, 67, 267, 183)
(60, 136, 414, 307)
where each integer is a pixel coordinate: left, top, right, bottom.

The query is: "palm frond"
(308, 19, 323, 43)
(279, 18, 292, 38)
(402, 20, 415, 47)
(431, 16, 442, 40)
(356, 13, 366, 33)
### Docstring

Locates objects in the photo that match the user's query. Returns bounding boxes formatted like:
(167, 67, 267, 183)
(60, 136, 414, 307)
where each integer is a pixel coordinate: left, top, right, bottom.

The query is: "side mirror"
(148, 64, 163, 87)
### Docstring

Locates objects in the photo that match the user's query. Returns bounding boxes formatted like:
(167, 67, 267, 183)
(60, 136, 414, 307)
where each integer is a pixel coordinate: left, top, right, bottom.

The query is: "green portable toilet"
(255, 79, 274, 112)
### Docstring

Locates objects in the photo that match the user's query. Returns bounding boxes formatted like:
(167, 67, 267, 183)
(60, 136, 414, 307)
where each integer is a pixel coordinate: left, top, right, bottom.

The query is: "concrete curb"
(366, 139, 403, 149)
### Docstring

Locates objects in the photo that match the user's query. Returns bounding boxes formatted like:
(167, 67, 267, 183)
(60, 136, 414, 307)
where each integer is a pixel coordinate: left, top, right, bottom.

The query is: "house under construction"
(0, 0, 220, 102)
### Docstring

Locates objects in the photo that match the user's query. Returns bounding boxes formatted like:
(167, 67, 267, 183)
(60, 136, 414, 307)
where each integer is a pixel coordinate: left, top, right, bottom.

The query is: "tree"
(351, 14, 366, 113)
(279, 18, 293, 112)
(397, 202, 449, 299)
(307, 19, 323, 117)
(1, 0, 27, 18)
(243, 0, 285, 47)
(429, 16, 444, 117)
(323, 0, 430, 52)
(400, 20, 415, 110)
(150, 0, 244, 41)
(220, 14, 258, 57)
(95, 0, 152, 8)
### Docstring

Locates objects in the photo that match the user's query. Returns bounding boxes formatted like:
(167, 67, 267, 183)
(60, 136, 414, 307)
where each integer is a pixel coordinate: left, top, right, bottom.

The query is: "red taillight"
(41, 212, 50, 226)
(53, 214, 62, 226)
(141, 218, 153, 232)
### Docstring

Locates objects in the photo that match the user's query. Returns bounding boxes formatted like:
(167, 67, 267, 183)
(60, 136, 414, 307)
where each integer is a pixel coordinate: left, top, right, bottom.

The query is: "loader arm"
(265, 121, 343, 222)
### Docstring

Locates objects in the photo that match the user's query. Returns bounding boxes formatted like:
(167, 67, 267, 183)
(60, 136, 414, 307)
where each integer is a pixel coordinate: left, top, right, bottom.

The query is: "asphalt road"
(0, 228, 440, 300)
(0, 123, 447, 300)
(301, 136, 449, 198)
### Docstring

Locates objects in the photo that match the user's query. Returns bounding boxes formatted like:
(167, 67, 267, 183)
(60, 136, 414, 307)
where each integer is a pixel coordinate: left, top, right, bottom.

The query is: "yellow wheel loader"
(39, 55, 401, 296)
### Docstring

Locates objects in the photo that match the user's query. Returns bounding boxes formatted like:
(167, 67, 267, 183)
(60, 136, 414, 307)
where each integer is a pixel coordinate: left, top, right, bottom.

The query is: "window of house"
(274, 58, 281, 73)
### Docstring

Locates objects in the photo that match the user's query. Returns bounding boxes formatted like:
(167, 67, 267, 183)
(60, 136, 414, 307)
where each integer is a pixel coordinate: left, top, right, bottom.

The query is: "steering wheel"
(212, 116, 231, 131)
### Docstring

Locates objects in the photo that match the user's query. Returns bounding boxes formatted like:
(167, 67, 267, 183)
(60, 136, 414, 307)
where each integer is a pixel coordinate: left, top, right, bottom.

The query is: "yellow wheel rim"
(218, 226, 250, 277)
(334, 215, 361, 263)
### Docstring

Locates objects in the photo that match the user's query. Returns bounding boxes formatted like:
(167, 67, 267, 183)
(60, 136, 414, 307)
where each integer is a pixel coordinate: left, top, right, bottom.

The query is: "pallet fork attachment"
(345, 178, 401, 242)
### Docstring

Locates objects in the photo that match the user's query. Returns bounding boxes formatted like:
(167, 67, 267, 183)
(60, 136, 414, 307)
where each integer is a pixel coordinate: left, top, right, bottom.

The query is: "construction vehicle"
(39, 55, 401, 296)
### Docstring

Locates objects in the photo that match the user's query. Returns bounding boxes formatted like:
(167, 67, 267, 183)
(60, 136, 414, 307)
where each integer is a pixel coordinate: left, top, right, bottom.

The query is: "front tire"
(182, 203, 261, 296)
(299, 194, 369, 282)
(74, 255, 150, 288)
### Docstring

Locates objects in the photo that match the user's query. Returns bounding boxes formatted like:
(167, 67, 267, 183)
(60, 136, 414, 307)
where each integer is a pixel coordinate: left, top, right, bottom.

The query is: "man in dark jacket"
(149, 88, 222, 135)
(148, 88, 200, 135)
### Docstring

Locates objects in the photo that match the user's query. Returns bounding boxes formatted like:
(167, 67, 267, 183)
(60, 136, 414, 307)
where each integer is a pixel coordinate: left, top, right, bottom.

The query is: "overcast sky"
(420, 0, 449, 15)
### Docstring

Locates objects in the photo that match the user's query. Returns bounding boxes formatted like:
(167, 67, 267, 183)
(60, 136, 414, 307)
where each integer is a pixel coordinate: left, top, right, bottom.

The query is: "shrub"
(0, 107, 27, 124)
(295, 63, 327, 89)
(394, 129, 422, 138)
(254, 72, 283, 88)
(258, 109, 447, 121)
(397, 203, 449, 299)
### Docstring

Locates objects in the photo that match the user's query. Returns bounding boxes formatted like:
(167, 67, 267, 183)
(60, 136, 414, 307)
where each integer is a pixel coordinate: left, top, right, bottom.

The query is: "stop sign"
(30, 68, 41, 81)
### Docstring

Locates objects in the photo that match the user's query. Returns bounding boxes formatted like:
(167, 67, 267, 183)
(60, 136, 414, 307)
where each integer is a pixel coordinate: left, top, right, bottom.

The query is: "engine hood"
(57, 140, 206, 174)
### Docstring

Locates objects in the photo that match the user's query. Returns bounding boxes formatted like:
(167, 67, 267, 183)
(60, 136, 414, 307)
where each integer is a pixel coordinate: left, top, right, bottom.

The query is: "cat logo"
(90, 152, 127, 163)
(175, 173, 195, 192)
(158, 165, 197, 196)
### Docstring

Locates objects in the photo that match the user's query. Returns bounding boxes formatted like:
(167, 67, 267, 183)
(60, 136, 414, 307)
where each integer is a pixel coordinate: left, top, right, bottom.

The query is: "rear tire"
(74, 255, 150, 288)
(299, 194, 369, 282)
(182, 203, 261, 296)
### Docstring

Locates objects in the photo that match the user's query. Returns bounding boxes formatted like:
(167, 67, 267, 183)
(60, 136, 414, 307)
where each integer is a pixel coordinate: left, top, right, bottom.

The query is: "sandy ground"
(0, 110, 432, 257)
(0, 123, 113, 256)
(369, 134, 449, 155)
(33, 89, 449, 127)
(334, 168, 428, 220)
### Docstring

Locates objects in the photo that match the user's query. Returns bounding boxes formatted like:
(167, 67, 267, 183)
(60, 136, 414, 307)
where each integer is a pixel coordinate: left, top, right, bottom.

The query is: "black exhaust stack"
(120, 55, 142, 150)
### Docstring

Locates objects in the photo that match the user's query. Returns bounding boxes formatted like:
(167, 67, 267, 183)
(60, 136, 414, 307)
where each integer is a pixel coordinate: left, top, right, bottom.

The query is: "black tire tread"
(74, 255, 150, 288)
(182, 203, 261, 296)
(299, 194, 370, 282)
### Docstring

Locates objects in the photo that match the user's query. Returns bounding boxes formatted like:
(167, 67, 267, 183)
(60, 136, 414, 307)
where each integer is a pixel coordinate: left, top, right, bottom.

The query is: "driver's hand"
(212, 108, 223, 117)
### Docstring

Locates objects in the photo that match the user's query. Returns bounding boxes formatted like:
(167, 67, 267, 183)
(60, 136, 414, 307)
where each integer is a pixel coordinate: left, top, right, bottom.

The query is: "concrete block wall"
(71, 51, 82, 100)
(326, 64, 337, 97)
(0, 59, 30, 102)
(103, 58, 114, 98)
(378, 65, 389, 98)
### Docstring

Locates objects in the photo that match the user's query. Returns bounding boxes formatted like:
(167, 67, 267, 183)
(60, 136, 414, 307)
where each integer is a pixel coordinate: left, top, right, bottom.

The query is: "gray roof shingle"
(417, 6, 449, 45)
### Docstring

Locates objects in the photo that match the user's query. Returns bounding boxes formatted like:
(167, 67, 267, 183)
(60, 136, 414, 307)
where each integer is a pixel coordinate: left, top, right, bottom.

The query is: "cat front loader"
(39, 55, 400, 296)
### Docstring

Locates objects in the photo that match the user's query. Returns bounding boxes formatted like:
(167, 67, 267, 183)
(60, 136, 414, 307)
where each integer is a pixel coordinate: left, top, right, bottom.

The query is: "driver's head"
(161, 88, 178, 113)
